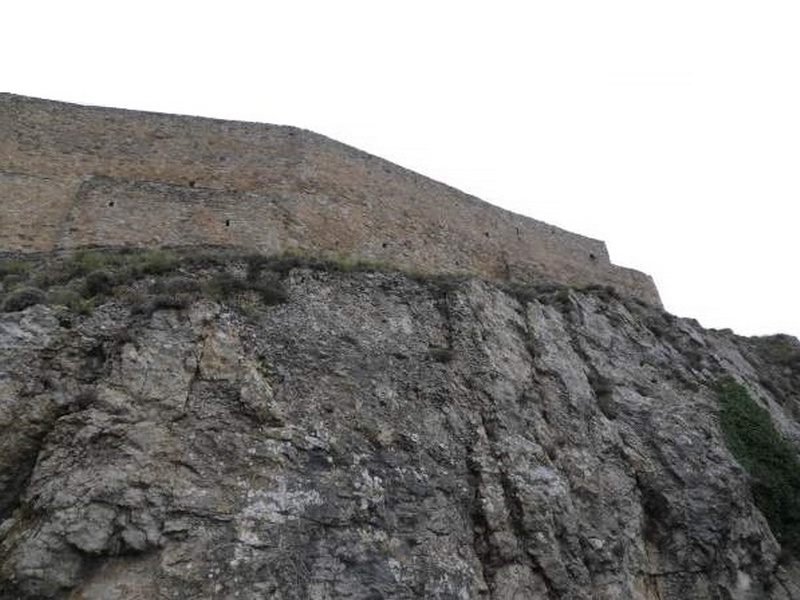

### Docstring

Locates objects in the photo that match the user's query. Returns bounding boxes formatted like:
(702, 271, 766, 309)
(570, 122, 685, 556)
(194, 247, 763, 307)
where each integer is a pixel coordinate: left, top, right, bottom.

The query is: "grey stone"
(0, 268, 798, 598)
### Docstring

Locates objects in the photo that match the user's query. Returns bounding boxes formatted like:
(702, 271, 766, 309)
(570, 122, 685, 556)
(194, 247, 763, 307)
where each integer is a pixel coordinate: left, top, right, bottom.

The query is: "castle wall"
(0, 94, 662, 306)
(0, 172, 82, 252)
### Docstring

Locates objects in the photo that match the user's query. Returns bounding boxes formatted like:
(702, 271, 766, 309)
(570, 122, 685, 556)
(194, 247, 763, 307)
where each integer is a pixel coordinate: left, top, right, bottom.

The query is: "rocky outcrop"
(0, 257, 798, 599)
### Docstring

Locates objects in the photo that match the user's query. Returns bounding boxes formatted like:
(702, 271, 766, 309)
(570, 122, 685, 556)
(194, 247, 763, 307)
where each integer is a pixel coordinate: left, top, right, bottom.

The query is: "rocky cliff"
(0, 249, 799, 599)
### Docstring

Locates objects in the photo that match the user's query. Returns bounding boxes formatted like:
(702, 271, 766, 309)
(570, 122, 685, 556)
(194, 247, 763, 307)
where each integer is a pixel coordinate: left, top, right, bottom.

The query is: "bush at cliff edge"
(716, 376, 800, 557)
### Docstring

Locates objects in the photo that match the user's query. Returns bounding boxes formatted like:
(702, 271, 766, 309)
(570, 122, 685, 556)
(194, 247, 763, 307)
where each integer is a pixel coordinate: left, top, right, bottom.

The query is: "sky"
(3, 1, 799, 338)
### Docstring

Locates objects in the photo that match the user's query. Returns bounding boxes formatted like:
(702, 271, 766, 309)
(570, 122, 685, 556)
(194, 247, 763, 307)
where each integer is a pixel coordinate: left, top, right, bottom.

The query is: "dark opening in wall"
(189, 180, 196, 188)
(382, 242, 388, 248)
(589, 253, 597, 261)
(484, 232, 490, 238)
(225, 219, 230, 227)
(108, 201, 115, 207)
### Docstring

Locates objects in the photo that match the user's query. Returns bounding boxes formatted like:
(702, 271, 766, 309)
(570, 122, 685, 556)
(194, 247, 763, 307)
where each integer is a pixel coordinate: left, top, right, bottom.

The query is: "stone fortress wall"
(0, 94, 662, 306)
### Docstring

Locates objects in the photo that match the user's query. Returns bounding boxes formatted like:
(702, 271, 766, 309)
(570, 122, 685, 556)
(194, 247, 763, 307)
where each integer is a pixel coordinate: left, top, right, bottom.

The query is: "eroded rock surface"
(1, 268, 798, 599)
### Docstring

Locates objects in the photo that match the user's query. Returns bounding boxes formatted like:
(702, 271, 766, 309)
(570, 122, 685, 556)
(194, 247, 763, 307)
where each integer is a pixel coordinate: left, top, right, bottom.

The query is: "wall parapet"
(0, 93, 662, 307)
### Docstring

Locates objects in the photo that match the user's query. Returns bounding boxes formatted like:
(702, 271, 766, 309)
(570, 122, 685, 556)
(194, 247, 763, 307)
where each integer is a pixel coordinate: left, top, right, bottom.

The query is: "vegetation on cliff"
(2, 247, 800, 598)
(717, 376, 800, 556)
(0, 248, 295, 316)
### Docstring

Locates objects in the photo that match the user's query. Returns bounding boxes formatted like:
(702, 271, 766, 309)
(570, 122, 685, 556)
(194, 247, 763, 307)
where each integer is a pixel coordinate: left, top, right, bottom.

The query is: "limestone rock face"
(1, 268, 799, 599)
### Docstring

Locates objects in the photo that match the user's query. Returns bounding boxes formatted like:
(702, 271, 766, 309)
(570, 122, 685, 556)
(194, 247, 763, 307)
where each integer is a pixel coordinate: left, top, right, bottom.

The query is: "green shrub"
(503, 282, 541, 306)
(206, 271, 247, 300)
(68, 249, 114, 277)
(150, 294, 191, 311)
(31, 250, 114, 287)
(47, 287, 93, 315)
(1, 273, 25, 291)
(583, 284, 619, 302)
(752, 335, 800, 368)
(0, 258, 33, 279)
(266, 252, 331, 276)
(152, 276, 201, 295)
(83, 269, 115, 298)
(245, 253, 274, 281)
(250, 273, 288, 305)
(133, 248, 177, 276)
(131, 293, 191, 316)
(716, 376, 800, 556)
(556, 288, 572, 305)
(2, 287, 46, 312)
(205, 271, 287, 306)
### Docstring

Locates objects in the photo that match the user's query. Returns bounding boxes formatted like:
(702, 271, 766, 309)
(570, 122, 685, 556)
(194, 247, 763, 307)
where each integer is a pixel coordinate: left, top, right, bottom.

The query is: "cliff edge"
(0, 250, 799, 599)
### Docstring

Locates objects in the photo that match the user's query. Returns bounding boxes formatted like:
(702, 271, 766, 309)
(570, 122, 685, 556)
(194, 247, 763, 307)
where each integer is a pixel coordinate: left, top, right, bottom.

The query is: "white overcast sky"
(3, 1, 799, 338)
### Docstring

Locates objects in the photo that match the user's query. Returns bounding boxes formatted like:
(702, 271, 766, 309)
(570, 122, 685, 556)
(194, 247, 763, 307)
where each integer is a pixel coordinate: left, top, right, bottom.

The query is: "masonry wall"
(0, 94, 662, 306)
